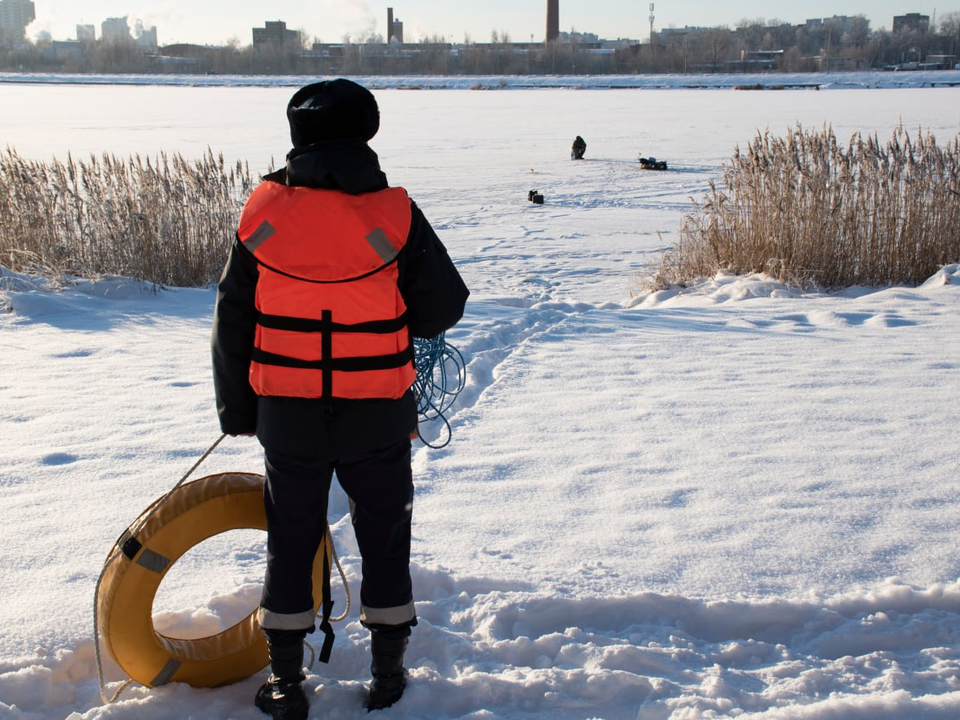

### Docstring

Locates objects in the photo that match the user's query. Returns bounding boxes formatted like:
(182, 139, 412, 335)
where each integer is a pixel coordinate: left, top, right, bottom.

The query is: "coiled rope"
(412, 333, 466, 449)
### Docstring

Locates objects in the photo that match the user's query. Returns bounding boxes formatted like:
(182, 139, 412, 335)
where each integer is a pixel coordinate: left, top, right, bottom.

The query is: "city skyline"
(26, 1, 950, 45)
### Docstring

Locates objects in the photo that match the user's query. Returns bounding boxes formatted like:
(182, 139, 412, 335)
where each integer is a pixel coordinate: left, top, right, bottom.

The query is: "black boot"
(256, 632, 309, 720)
(255, 675, 308, 720)
(366, 633, 408, 711)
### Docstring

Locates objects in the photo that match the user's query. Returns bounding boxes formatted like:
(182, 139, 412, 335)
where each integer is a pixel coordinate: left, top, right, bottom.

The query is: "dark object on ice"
(571, 135, 586, 160)
(528, 189, 544, 204)
(639, 155, 668, 171)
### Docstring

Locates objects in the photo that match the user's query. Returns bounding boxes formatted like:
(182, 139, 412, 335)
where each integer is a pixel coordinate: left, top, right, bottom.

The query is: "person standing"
(212, 78, 469, 719)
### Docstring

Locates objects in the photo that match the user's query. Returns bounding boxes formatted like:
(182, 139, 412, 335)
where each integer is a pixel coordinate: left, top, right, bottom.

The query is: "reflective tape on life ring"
(96, 472, 331, 689)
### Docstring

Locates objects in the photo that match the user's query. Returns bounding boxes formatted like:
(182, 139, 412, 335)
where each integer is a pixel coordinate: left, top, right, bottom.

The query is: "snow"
(1, 76, 960, 719)
(3, 69, 960, 91)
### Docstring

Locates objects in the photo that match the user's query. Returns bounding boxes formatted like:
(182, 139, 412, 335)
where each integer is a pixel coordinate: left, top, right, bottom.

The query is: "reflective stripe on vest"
(237, 182, 415, 400)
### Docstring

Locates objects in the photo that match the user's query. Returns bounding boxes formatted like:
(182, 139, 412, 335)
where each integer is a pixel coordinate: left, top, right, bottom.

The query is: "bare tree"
(703, 28, 734, 70)
(296, 28, 313, 52)
(938, 12, 960, 55)
(846, 16, 871, 49)
(736, 20, 766, 50)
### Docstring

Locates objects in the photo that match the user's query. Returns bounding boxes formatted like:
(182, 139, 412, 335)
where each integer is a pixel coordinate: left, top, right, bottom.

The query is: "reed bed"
(657, 125, 960, 289)
(0, 148, 258, 287)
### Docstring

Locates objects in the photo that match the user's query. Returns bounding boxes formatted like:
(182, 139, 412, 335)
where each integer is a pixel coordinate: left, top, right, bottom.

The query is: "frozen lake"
(4, 80, 958, 304)
(2, 78, 960, 718)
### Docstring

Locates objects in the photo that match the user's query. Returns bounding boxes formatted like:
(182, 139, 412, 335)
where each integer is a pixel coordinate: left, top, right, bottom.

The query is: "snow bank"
(2, 70, 960, 91)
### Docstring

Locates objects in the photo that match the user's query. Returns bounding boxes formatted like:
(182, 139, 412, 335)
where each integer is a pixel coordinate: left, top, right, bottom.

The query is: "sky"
(27, 0, 952, 46)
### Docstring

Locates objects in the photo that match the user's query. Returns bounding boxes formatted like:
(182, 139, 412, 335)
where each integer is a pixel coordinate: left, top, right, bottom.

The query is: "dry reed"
(0, 148, 258, 287)
(657, 125, 960, 289)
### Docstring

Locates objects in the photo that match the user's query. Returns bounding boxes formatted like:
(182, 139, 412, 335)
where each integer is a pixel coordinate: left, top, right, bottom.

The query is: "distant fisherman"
(212, 78, 469, 719)
(571, 135, 587, 160)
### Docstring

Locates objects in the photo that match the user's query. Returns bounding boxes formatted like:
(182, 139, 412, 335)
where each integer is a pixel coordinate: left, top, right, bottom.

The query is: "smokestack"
(546, 0, 559, 43)
(387, 7, 403, 43)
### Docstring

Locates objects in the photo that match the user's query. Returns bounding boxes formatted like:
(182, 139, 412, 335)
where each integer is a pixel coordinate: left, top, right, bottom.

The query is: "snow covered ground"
(3, 69, 960, 90)
(1, 76, 960, 719)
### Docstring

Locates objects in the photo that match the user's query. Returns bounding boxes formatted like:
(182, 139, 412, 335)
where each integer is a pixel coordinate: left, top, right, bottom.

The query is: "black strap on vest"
(257, 311, 408, 335)
(251, 347, 413, 372)
(252, 309, 412, 401)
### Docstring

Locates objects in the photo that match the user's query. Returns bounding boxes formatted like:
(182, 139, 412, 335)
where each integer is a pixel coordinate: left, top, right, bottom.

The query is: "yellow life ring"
(96, 472, 331, 689)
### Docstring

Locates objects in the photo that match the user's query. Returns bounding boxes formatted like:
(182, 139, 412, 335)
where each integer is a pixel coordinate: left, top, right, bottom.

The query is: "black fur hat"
(286, 78, 380, 147)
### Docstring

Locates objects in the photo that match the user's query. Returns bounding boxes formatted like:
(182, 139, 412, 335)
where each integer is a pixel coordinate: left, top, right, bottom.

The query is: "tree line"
(2, 14, 959, 75)
(631, 14, 960, 73)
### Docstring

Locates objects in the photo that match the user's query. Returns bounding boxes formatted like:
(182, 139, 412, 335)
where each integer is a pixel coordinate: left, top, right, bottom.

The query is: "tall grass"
(657, 125, 960, 289)
(0, 148, 258, 287)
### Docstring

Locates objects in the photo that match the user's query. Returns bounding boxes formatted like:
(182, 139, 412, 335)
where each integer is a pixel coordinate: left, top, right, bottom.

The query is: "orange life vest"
(236, 181, 415, 400)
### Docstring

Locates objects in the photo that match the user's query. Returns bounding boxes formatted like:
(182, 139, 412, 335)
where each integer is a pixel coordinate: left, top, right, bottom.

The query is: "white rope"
(327, 536, 351, 623)
(93, 548, 135, 705)
(93, 434, 355, 695)
(93, 434, 227, 705)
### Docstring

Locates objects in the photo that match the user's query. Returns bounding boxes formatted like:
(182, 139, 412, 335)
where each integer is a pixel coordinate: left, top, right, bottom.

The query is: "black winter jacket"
(211, 140, 469, 457)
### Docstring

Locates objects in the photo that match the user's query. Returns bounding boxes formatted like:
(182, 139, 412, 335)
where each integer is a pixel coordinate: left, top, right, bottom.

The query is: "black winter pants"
(259, 437, 416, 635)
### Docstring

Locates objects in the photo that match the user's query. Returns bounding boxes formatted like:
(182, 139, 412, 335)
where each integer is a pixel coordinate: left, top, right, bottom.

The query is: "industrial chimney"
(546, 0, 559, 42)
(387, 7, 403, 43)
